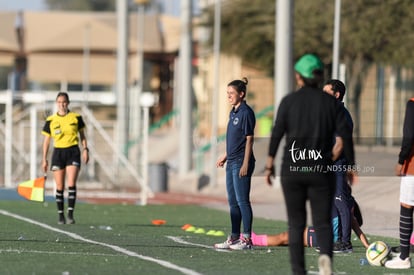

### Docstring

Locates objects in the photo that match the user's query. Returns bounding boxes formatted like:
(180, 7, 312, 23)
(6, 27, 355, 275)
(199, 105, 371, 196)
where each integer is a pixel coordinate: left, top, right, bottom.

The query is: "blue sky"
(0, 0, 199, 16)
(0, 0, 46, 11)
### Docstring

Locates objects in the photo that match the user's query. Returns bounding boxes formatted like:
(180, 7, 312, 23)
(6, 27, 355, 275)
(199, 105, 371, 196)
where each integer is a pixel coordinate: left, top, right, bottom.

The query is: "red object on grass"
(151, 219, 166, 226)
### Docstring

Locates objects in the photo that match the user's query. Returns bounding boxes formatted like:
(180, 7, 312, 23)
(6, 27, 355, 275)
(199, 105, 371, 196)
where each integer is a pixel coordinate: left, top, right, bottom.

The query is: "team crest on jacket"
(233, 118, 239, 125)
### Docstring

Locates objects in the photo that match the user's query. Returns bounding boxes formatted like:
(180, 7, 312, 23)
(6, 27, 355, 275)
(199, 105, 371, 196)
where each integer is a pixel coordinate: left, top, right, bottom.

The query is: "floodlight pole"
(275, 0, 293, 116)
(116, 0, 129, 157)
(133, 0, 149, 152)
(273, 0, 293, 187)
(178, 0, 193, 176)
(210, 0, 221, 187)
(332, 0, 341, 79)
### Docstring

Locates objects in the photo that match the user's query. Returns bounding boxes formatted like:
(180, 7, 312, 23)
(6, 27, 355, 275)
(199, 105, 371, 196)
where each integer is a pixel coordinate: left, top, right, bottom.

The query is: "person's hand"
(216, 155, 226, 168)
(332, 136, 343, 161)
(82, 149, 90, 164)
(41, 159, 48, 173)
(395, 163, 404, 176)
(347, 169, 358, 185)
(265, 165, 275, 186)
(239, 163, 248, 177)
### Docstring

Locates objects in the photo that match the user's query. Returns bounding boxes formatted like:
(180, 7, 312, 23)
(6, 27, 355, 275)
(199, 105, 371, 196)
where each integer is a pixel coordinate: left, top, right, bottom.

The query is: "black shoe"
(333, 241, 353, 253)
(342, 241, 353, 253)
(58, 215, 66, 225)
(67, 213, 75, 224)
(332, 241, 343, 253)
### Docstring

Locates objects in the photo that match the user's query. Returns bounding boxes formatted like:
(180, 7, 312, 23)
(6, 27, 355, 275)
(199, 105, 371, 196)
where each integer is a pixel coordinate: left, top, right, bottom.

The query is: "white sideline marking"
(166, 236, 230, 252)
(0, 248, 121, 257)
(0, 209, 202, 275)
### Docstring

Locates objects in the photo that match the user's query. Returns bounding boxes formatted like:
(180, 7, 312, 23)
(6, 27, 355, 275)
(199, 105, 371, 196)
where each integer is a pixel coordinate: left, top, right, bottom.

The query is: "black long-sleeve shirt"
(268, 86, 355, 174)
(398, 99, 414, 165)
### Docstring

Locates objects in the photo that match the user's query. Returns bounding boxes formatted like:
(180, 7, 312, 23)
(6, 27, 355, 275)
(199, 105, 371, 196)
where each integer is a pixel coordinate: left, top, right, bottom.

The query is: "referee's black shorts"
(51, 145, 81, 171)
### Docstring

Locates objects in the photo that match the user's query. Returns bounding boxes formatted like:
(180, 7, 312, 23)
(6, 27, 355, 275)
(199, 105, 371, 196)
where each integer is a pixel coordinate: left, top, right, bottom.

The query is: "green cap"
(294, 54, 324, 79)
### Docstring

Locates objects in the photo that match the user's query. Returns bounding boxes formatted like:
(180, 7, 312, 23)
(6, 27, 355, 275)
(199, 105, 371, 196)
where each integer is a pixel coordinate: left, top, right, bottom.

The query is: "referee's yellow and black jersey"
(41, 112, 85, 148)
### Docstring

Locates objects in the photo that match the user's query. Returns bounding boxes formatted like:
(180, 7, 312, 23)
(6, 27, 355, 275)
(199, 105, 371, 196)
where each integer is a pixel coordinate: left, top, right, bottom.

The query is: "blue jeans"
(225, 158, 255, 238)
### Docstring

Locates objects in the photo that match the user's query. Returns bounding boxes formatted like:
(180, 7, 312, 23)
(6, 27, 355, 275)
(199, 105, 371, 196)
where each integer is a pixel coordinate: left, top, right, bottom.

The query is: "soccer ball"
(366, 241, 390, 266)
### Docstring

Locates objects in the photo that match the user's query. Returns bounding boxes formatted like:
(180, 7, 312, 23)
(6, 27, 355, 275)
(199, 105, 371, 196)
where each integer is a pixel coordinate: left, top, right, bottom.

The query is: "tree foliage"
(218, 0, 275, 73)
(202, 0, 414, 72)
(45, 0, 116, 11)
(341, 0, 414, 65)
(202, 0, 414, 137)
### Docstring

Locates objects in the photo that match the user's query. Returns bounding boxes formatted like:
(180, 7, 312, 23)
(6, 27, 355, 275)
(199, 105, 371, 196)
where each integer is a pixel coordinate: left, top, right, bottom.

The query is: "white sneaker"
(385, 256, 411, 269)
(229, 237, 253, 250)
(214, 237, 239, 249)
(318, 254, 332, 275)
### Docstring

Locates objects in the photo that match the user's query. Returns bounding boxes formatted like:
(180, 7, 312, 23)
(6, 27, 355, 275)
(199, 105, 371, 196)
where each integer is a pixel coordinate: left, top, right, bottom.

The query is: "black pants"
(281, 173, 335, 275)
(333, 158, 353, 244)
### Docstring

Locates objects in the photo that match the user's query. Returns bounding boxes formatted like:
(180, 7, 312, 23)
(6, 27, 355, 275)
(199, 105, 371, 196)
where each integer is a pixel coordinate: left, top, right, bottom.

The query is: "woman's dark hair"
(56, 92, 70, 102)
(227, 77, 249, 97)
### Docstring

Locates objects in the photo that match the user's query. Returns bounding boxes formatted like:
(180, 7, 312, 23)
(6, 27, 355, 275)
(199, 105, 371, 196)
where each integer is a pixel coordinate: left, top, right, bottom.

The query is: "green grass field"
(0, 199, 411, 275)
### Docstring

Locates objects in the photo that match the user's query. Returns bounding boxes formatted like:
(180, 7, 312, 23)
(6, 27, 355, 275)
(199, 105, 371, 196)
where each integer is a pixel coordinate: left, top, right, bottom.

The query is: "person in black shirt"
(323, 79, 355, 253)
(265, 54, 355, 275)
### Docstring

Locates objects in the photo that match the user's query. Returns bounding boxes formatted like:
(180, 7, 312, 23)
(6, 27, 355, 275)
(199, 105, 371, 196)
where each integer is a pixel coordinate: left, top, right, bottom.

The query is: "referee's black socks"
(56, 190, 64, 217)
(68, 186, 77, 219)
